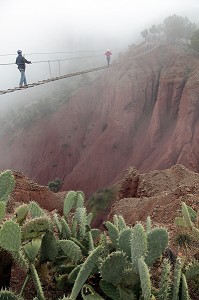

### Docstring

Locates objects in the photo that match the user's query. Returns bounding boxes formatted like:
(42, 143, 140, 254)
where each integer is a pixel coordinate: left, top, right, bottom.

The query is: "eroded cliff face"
(110, 164, 199, 227)
(0, 45, 199, 197)
(8, 171, 65, 214)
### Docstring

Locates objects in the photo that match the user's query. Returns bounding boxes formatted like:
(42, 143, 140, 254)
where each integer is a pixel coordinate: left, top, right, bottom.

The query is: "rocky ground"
(110, 164, 199, 228)
(109, 164, 199, 258)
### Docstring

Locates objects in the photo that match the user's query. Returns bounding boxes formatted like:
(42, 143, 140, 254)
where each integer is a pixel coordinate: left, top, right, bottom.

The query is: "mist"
(0, 0, 198, 99)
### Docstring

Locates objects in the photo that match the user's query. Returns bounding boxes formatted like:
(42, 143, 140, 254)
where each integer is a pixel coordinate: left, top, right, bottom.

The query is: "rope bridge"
(0, 43, 160, 96)
(0, 65, 111, 95)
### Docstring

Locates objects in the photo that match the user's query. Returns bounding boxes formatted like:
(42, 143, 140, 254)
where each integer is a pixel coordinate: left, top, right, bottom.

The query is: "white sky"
(0, 0, 198, 90)
(0, 0, 198, 54)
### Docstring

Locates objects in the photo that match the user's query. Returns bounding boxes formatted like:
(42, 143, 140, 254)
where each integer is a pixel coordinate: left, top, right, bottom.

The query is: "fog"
(0, 0, 198, 100)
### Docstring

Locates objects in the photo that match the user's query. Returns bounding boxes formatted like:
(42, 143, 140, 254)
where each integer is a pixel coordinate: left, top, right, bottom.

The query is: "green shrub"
(48, 177, 63, 192)
(87, 188, 115, 218)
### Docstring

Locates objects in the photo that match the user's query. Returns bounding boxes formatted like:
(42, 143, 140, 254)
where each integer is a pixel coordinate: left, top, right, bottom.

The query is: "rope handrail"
(0, 54, 105, 66)
(0, 48, 122, 57)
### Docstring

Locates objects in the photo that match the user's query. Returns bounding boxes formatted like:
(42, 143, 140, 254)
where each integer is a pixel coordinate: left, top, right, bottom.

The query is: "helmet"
(17, 50, 22, 54)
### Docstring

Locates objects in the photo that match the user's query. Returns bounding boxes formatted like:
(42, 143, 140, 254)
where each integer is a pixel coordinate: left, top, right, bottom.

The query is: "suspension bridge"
(0, 44, 160, 96)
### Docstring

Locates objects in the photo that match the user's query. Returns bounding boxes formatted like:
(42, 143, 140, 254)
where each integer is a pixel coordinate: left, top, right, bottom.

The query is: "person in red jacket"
(105, 49, 112, 66)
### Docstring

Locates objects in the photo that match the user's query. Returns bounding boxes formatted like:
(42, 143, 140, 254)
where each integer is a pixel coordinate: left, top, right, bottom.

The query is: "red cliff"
(0, 44, 199, 197)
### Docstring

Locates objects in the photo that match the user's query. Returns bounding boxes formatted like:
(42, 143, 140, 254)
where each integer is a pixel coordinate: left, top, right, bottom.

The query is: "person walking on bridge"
(16, 50, 31, 88)
(105, 49, 112, 66)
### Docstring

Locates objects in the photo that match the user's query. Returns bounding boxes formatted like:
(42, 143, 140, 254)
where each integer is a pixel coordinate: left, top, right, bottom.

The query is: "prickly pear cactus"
(105, 221, 119, 248)
(117, 215, 127, 231)
(60, 217, 71, 239)
(0, 220, 21, 252)
(145, 227, 168, 266)
(74, 207, 87, 239)
(0, 290, 23, 299)
(131, 223, 147, 273)
(21, 217, 51, 240)
(63, 191, 77, 217)
(99, 280, 120, 300)
(29, 201, 46, 218)
(0, 202, 6, 222)
(53, 213, 62, 236)
(23, 238, 41, 262)
(58, 240, 83, 262)
(181, 202, 193, 228)
(184, 259, 199, 279)
(90, 228, 100, 241)
(192, 226, 199, 241)
(68, 264, 82, 283)
(100, 251, 128, 286)
(0, 170, 15, 203)
(138, 257, 151, 300)
(87, 212, 93, 226)
(158, 259, 171, 300)
(174, 217, 188, 228)
(118, 228, 133, 259)
(172, 257, 184, 300)
(15, 204, 29, 224)
(40, 231, 58, 262)
(70, 246, 102, 300)
(118, 286, 136, 300)
(186, 205, 197, 221)
(75, 191, 85, 208)
(146, 216, 152, 233)
(181, 274, 190, 300)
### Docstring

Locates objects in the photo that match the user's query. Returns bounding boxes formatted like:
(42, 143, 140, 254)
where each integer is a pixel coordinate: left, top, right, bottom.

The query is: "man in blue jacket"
(15, 50, 31, 88)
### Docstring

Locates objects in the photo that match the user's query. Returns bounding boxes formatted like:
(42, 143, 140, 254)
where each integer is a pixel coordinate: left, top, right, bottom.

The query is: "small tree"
(164, 14, 195, 44)
(48, 177, 63, 193)
(141, 29, 149, 39)
(184, 22, 197, 43)
(191, 29, 199, 51)
(149, 24, 157, 35)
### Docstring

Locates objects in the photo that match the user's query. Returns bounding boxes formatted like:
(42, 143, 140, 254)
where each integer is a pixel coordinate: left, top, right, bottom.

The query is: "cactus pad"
(0, 220, 21, 252)
(22, 217, 51, 240)
(105, 221, 119, 247)
(15, 204, 29, 224)
(138, 257, 151, 300)
(23, 238, 41, 262)
(63, 191, 77, 217)
(131, 223, 147, 273)
(0, 202, 6, 222)
(58, 240, 82, 262)
(0, 170, 15, 203)
(29, 201, 46, 218)
(99, 280, 120, 300)
(145, 227, 168, 266)
(100, 251, 128, 286)
(0, 290, 23, 299)
(70, 246, 102, 299)
(118, 228, 133, 259)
